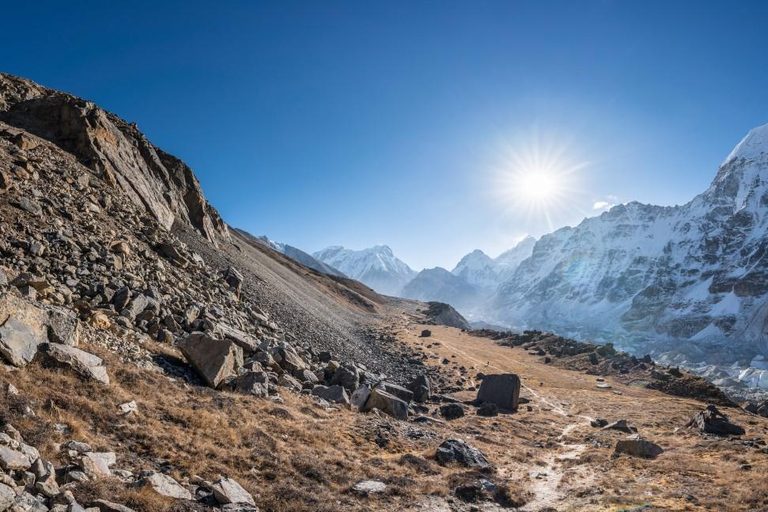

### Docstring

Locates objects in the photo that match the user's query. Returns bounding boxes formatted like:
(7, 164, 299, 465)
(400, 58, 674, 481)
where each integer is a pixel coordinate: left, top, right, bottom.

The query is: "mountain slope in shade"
(492, 122, 768, 371)
(401, 267, 482, 312)
(313, 245, 416, 296)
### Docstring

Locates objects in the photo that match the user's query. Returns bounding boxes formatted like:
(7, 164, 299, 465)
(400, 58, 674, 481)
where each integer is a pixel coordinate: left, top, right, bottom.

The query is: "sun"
(490, 129, 590, 231)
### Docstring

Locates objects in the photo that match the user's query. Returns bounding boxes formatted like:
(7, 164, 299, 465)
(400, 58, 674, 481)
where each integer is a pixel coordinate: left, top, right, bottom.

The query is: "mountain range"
(306, 123, 768, 383)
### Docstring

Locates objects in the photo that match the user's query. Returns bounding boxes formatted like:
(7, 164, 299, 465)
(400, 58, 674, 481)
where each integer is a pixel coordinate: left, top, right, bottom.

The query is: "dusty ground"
(397, 321, 768, 511)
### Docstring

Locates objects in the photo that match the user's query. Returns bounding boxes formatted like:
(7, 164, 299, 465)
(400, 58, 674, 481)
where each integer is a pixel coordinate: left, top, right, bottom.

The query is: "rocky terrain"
(1, 72, 767, 512)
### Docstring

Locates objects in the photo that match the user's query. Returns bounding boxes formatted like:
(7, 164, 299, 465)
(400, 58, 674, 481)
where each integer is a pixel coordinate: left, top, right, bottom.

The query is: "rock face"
(179, 333, 244, 388)
(0, 73, 228, 245)
(476, 374, 521, 412)
(491, 122, 768, 370)
(422, 302, 470, 330)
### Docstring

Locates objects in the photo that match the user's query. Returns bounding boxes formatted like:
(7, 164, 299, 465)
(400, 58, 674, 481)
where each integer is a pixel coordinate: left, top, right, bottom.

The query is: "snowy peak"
(495, 236, 536, 274)
(723, 122, 768, 165)
(452, 249, 498, 288)
(312, 245, 415, 296)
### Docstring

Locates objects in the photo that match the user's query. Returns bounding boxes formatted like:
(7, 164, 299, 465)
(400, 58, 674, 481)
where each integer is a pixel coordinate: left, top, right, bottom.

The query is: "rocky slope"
(312, 245, 415, 296)
(492, 122, 768, 380)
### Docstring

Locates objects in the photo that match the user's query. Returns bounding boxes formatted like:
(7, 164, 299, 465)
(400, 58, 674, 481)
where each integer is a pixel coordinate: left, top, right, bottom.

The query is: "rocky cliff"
(0, 73, 228, 245)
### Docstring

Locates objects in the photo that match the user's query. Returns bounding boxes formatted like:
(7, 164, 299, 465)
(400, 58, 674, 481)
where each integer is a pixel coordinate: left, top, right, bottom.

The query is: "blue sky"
(2, 1, 768, 270)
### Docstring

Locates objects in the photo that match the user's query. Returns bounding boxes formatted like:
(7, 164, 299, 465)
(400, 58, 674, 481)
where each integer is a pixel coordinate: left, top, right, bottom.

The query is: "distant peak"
(723, 122, 768, 165)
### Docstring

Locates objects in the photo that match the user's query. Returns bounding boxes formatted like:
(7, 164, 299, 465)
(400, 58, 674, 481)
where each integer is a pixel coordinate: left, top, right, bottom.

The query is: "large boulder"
(377, 382, 414, 403)
(216, 323, 259, 353)
(139, 472, 192, 500)
(0, 483, 14, 511)
(435, 439, 490, 469)
(686, 404, 745, 436)
(0, 292, 48, 367)
(210, 477, 255, 506)
(312, 385, 350, 405)
(0, 445, 32, 471)
(614, 435, 664, 458)
(407, 375, 431, 403)
(179, 333, 243, 388)
(38, 343, 110, 384)
(476, 373, 520, 412)
(362, 388, 409, 420)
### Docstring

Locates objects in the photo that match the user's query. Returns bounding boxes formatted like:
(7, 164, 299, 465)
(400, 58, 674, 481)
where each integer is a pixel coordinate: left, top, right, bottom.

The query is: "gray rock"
(350, 385, 371, 410)
(614, 435, 664, 458)
(602, 419, 635, 433)
(91, 500, 137, 512)
(179, 332, 243, 388)
(352, 479, 387, 495)
(216, 323, 259, 353)
(686, 404, 745, 436)
(0, 292, 49, 367)
(440, 403, 465, 420)
(234, 372, 269, 397)
(362, 388, 408, 420)
(211, 477, 255, 506)
(311, 385, 350, 405)
(46, 308, 80, 346)
(377, 382, 414, 403)
(476, 403, 498, 417)
(80, 452, 116, 477)
(0, 445, 32, 471)
(330, 365, 359, 391)
(139, 472, 192, 500)
(476, 373, 520, 412)
(435, 439, 490, 469)
(407, 375, 431, 403)
(39, 343, 110, 384)
(0, 483, 14, 511)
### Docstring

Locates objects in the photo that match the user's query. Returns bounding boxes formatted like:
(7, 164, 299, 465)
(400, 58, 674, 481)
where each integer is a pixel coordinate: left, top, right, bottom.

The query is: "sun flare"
(491, 130, 590, 231)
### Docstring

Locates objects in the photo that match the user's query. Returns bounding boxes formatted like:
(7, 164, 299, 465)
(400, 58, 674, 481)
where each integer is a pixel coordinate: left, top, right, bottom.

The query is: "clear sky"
(3, 1, 768, 270)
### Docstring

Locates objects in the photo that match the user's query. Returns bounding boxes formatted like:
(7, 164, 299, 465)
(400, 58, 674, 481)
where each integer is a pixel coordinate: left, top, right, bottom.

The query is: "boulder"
(312, 385, 350, 405)
(234, 372, 269, 397)
(216, 323, 259, 353)
(440, 403, 465, 420)
(376, 382, 413, 403)
(614, 435, 664, 458)
(0, 293, 49, 367)
(38, 343, 110, 384)
(0, 445, 31, 471)
(407, 375, 431, 403)
(435, 439, 490, 469)
(330, 365, 359, 391)
(91, 500, 137, 512)
(686, 404, 745, 436)
(476, 373, 520, 412)
(602, 419, 635, 433)
(223, 267, 244, 296)
(352, 479, 387, 495)
(420, 329, 431, 338)
(139, 472, 192, 500)
(362, 388, 409, 420)
(179, 332, 243, 388)
(350, 385, 371, 410)
(80, 452, 116, 477)
(0, 483, 14, 511)
(46, 307, 80, 346)
(210, 477, 255, 506)
(476, 403, 498, 417)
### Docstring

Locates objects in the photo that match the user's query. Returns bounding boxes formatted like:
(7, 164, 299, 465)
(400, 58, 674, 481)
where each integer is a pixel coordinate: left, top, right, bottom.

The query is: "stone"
(118, 401, 138, 415)
(91, 500, 137, 512)
(377, 381, 414, 403)
(330, 365, 359, 391)
(179, 332, 243, 388)
(38, 343, 110, 384)
(15, 197, 42, 216)
(476, 373, 520, 412)
(435, 439, 490, 469)
(352, 479, 387, 495)
(216, 323, 259, 353)
(407, 375, 431, 403)
(10, 492, 48, 512)
(0, 445, 31, 471)
(46, 308, 80, 346)
(440, 403, 465, 420)
(0, 483, 14, 511)
(590, 418, 608, 428)
(223, 267, 244, 296)
(139, 472, 192, 500)
(686, 404, 745, 436)
(362, 388, 409, 420)
(476, 403, 498, 417)
(210, 477, 255, 505)
(602, 419, 635, 433)
(0, 292, 49, 367)
(614, 435, 664, 458)
(311, 385, 350, 405)
(420, 329, 431, 337)
(350, 385, 371, 410)
(277, 373, 302, 392)
(234, 372, 269, 397)
(80, 452, 116, 477)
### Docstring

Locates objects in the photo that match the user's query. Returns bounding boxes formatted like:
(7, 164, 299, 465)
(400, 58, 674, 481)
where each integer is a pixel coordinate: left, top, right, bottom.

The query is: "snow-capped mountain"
(491, 122, 768, 368)
(312, 245, 416, 295)
(232, 229, 346, 277)
(401, 267, 483, 312)
(451, 250, 499, 288)
(494, 235, 536, 280)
